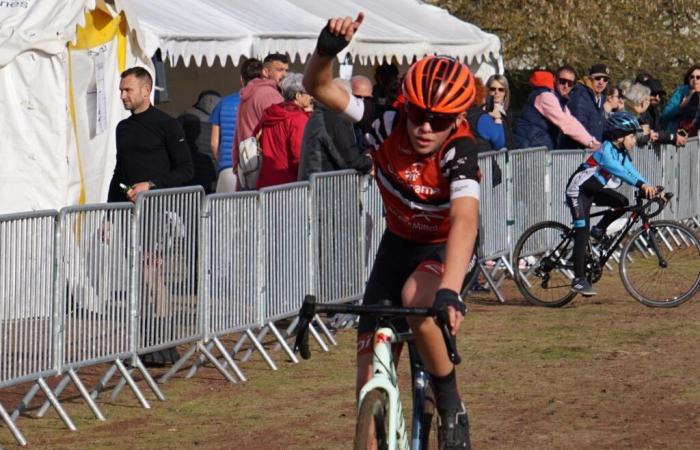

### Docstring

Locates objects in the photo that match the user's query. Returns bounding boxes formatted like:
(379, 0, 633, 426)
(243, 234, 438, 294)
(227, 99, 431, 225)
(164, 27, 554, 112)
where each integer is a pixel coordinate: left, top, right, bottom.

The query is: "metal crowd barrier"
(508, 147, 550, 243)
(167, 192, 258, 384)
(32, 204, 136, 424)
(476, 150, 511, 302)
(2, 142, 699, 447)
(310, 171, 364, 305)
(549, 150, 586, 224)
(0, 211, 65, 446)
(360, 177, 385, 282)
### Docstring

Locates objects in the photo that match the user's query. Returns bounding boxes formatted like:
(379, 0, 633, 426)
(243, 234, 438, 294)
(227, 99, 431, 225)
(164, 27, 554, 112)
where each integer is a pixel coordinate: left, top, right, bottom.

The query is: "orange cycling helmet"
(403, 55, 476, 115)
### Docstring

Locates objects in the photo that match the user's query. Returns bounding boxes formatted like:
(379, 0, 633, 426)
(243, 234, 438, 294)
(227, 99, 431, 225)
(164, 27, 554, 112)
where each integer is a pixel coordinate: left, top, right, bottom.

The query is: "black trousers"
(566, 184, 628, 278)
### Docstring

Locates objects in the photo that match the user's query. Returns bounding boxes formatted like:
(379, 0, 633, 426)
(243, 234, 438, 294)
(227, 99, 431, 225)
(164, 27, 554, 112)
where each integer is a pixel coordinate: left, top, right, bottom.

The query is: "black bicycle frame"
(588, 195, 668, 268)
(545, 192, 670, 272)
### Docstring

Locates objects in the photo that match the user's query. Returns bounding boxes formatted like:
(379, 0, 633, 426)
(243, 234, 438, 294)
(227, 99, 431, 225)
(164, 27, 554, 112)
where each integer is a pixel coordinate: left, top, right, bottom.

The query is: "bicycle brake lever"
(434, 303, 462, 365)
(293, 295, 317, 359)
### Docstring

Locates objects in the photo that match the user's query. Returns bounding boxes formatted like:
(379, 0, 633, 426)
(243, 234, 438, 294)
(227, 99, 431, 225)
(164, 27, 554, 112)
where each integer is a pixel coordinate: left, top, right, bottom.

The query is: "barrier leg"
(109, 371, 129, 403)
(0, 401, 26, 446)
(313, 314, 337, 346)
(36, 375, 70, 418)
(184, 342, 213, 379)
(308, 321, 329, 353)
(90, 363, 118, 401)
(268, 322, 298, 363)
(244, 328, 277, 370)
(159, 344, 198, 383)
(11, 383, 41, 421)
(241, 325, 270, 362)
(133, 358, 166, 401)
(213, 337, 247, 382)
(197, 342, 237, 384)
(479, 262, 506, 304)
(271, 316, 308, 352)
(36, 378, 76, 431)
(67, 369, 105, 421)
(231, 331, 250, 354)
(113, 359, 150, 409)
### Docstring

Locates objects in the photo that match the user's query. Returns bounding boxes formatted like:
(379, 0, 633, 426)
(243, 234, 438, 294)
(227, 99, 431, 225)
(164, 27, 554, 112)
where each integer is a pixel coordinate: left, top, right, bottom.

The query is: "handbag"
(237, 130, 263, 190)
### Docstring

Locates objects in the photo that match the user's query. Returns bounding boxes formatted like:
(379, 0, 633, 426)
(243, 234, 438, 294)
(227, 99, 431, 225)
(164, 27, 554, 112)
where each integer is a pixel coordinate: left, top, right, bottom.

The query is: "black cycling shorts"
(357, 230, 446, 339)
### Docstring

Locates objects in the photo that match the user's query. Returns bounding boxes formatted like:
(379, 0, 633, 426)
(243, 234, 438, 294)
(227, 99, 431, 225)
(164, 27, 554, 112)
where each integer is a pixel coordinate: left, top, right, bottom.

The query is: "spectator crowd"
(110, 56, 700, 198)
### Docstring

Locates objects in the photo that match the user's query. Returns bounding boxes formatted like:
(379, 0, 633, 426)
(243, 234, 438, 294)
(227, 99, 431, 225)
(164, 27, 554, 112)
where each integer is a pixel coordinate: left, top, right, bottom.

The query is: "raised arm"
(303, 13, 364, 113)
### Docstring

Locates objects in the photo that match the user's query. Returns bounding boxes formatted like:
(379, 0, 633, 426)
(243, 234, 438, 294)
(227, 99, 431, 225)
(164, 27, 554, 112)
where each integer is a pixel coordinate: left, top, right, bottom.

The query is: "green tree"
(434, 0, 699, 96)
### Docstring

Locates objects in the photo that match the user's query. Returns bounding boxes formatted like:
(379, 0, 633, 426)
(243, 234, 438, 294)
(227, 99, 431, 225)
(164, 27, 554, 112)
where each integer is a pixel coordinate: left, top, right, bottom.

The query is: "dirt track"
(1, 274, 699, 449)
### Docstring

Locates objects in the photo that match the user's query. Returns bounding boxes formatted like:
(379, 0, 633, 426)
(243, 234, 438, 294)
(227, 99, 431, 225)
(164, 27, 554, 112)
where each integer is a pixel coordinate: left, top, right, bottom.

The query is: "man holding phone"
(640, 78, 687, 146)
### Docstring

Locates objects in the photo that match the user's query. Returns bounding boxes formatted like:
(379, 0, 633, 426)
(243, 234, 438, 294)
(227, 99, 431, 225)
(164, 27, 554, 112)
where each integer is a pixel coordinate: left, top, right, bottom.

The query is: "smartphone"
(484, 95, 495, 113)
(677, 128, 688, 138)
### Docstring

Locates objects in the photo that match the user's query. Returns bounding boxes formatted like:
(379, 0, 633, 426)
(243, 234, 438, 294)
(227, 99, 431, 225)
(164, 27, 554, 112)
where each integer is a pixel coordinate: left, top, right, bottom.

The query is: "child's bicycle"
(512, 187, 700, 307)
(293, 295, 461, 450)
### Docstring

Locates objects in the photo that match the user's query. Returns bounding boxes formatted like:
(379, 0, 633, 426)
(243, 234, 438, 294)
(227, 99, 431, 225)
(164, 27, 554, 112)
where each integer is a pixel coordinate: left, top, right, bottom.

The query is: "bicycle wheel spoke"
(513, 222, 577, 307)
(620, 221, 700, 307)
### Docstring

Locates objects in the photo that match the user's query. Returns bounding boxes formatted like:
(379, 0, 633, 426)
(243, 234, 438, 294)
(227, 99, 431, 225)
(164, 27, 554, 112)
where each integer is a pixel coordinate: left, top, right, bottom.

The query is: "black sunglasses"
(405, 103, 457, 131)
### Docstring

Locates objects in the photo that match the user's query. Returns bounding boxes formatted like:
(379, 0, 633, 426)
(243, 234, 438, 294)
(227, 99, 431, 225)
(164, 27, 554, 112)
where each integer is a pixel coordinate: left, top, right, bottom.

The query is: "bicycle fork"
(642, 224, 668, 268)
(358, 330, 410, 450)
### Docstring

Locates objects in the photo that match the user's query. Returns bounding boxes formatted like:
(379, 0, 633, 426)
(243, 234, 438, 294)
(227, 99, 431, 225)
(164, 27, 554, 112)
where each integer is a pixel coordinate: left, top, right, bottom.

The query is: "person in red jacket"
(256, 73, 313, 189)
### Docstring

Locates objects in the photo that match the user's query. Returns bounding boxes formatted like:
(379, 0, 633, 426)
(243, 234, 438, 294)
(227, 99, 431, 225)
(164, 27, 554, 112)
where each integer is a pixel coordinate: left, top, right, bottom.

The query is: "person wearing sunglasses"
(514, 70, 599, 151)
(603, 85, 623, 118)
(474, 74, 514, 151)
(554, 64, 577, 103)
(304, 13, 479, 450)
(660, 65, 700, 135)
(559, 63, 610, 149)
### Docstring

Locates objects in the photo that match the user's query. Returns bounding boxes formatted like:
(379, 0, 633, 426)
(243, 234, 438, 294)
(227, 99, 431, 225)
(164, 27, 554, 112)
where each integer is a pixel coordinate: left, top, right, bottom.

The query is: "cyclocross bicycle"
(512, 188, 700, 308)
(294, 295, 461, 450)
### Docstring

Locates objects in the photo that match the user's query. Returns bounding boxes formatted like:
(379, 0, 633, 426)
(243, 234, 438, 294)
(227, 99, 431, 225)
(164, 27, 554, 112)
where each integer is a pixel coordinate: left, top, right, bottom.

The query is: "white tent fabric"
(115, 0, 502, 69)
(0, 0, 151, 214)
(0, 0, 95, 65)
(1, 0, 501, 214)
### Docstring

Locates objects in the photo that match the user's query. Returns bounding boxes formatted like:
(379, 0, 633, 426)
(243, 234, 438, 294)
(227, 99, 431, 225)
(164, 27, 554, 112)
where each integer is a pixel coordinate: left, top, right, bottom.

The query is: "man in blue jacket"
(559, 63, 609, 149)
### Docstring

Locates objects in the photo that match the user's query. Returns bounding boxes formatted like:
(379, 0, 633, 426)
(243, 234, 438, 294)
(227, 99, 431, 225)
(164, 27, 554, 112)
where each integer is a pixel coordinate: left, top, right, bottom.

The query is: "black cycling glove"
(316, 23, 351, 58)
(434, 288, 467, 316)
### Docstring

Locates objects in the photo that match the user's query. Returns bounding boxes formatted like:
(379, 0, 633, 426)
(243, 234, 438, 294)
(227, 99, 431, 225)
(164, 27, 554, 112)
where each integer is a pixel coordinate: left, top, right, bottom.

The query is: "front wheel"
(619, 220, 700, 307)
(354, 389, 390, 450)
(512, 221, 578, 307)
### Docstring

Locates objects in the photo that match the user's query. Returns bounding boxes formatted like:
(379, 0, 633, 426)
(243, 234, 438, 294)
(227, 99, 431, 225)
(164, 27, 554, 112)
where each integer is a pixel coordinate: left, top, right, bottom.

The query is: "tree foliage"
(433, 0, 700, 94)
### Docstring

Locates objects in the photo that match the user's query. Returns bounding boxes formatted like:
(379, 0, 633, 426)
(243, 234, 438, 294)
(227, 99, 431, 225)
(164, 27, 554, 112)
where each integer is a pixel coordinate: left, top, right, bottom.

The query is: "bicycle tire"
(418, 384, 439, 450)
(354, 389, 390, 450)
(512, 221, 577, 307)
(619, 220, 700, 307)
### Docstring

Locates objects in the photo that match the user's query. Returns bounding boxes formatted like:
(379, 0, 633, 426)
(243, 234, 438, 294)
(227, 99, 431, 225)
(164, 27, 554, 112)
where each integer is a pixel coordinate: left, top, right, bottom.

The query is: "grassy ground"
(1, 274, 699, 449)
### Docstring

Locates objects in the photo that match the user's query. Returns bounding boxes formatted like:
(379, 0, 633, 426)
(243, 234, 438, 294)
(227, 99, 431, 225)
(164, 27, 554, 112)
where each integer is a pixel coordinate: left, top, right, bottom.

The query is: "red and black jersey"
(365, 110, 481, 244)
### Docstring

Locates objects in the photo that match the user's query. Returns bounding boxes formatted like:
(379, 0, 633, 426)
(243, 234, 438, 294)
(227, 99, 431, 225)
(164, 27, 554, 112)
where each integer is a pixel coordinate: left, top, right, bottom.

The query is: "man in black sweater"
(108, 67, 193, 202)
(108, 67, 193, 367)
(298, 78, 372, 180)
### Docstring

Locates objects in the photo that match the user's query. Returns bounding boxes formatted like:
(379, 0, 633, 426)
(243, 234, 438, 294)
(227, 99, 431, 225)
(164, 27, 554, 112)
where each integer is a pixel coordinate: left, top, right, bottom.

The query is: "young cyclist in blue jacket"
(565, 111, 658, 296)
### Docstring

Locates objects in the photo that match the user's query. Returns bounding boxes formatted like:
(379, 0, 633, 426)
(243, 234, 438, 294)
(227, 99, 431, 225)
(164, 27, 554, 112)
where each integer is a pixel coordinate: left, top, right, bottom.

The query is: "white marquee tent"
(0, 0, 502, 214)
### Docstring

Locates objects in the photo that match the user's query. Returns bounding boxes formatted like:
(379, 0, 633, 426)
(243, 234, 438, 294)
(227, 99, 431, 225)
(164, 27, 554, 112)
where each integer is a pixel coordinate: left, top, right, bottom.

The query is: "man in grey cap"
(559, 63, 609, 148)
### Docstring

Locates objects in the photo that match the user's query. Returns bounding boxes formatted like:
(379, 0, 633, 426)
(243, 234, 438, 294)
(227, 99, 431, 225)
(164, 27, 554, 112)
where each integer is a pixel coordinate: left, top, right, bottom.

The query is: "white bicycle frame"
(357, 325, 410, 450)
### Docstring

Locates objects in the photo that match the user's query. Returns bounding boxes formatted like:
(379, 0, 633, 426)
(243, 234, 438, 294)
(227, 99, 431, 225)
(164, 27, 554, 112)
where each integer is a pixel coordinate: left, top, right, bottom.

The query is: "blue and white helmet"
(605, 111, 642, 138)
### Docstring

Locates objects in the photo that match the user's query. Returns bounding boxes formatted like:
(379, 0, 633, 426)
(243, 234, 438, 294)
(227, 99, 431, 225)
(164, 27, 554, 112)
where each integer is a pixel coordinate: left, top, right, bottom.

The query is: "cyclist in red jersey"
(304, 14, 480, 449)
